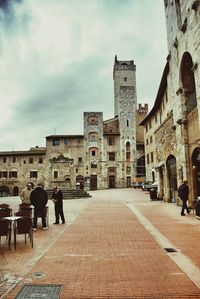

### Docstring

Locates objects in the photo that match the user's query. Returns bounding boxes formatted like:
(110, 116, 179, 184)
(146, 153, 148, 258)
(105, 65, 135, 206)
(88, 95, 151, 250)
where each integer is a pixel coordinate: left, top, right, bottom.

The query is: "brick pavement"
(1, 189, 200, 298)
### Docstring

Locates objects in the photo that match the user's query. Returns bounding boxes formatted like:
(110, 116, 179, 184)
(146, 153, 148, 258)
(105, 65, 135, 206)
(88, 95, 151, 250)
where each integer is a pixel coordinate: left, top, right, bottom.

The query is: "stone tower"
(83, 112, 104, 190)
(113, 56, 137, 182)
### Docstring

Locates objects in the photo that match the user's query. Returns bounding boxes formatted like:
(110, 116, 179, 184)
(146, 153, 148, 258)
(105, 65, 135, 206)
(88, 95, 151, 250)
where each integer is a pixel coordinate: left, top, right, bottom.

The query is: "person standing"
(20, 182, 33, 204)
(178, 180, 191, 216)
(30, 183, 48, 230)
(51, 186, 65, 224)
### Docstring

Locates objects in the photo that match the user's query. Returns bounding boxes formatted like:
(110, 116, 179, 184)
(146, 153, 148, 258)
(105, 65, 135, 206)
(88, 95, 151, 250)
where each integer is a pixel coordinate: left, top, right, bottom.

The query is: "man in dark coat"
(178, 180, 191, 216)
(30, 183, 48, 230)
(51, 186, 65, 224)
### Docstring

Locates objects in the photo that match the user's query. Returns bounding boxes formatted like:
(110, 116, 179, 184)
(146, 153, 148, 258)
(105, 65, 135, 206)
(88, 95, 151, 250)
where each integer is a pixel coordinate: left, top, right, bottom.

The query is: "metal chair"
(0, 218, 11, 250)
(14, 216, 33, 249)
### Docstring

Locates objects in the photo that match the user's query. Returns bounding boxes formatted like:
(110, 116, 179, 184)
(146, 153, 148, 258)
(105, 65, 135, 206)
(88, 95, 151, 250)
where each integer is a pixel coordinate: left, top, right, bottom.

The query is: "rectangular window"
(126, 152, 130, 161)
(23, 160, 26, 164)
(149, 120, 152, 129)
(150, 136, 153, 143)
(39, 157, 43, 164)
(64, 138, 68, 145)
(9, 171, 17, 178)
(147, 154, 150, 165)
(108, 136, 115, 146)
(151, 152, 154, 163)
(30, 171, 37, 178)
(146, 139, 149, 145)
(145, 124, 148, 132)
(53, 139, 60, 146)
(54, 171, 58, 179)
(91, 162, 97, 168)
(3, 157, 6, 163)
(0, 171, 8, 178)
(126, 166, 131, 174)
(92, 150, 96, 156)
(109, 152, 115, 161)
(29, 157, 33, 164)
(78, 157, 82, 163)
(13, 157, 16, 163)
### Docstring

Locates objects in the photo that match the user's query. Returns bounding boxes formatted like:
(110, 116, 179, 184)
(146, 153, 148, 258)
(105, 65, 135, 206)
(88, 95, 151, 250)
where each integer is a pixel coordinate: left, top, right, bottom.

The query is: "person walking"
(30, 183, 48, 230)
(51, 186, 65, 224)
(20, 182, 33, 204)
(178, 180, 191, 216)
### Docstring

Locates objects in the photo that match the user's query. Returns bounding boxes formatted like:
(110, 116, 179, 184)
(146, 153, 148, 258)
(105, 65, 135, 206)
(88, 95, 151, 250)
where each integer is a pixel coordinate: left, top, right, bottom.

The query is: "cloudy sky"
(0, 0, 168, 151)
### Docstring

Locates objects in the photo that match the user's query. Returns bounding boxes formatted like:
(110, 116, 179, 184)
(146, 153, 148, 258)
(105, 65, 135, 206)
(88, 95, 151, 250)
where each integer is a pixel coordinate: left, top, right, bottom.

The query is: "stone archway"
(192, 147, 200, 197)
(166, 155, 177, 202)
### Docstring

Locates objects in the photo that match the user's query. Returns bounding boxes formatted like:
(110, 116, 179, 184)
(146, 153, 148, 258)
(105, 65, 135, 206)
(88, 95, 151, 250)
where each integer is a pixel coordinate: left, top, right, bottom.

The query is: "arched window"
(180, 52, 197, 114)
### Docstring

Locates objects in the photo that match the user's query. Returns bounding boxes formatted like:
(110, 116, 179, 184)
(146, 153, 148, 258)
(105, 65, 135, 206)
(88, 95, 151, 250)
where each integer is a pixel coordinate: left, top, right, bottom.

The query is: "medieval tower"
(113, 55, 137, 185)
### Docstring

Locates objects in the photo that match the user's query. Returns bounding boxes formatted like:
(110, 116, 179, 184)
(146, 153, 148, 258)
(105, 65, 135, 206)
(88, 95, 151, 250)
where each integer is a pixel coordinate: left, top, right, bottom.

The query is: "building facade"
(141, 0, 200, 203)
(0, 57, 148, 196)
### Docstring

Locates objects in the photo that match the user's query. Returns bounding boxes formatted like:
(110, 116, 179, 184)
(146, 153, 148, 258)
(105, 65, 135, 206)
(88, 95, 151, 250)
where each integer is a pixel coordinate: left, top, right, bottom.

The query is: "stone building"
(0, 56, 147, 196)
(141, 0, 200, 203)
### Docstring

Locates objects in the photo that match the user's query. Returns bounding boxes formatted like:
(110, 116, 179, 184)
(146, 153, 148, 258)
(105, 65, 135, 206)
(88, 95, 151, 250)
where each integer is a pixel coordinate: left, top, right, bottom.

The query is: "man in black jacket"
(178, 180, 191, 216)
(51, 186, 65, 224)
(30, 183, 48, 230)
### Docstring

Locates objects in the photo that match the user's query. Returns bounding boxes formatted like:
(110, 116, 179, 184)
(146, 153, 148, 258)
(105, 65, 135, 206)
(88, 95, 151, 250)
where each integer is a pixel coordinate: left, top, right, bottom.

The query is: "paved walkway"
(1, 189, 200, 298)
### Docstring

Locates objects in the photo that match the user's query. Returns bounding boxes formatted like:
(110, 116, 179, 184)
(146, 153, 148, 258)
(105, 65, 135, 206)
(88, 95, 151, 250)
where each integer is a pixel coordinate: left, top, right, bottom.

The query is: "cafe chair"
(0, 208, 12, 218)
(0, 218, 11, 250)
(14, 216, 33, 249)
(0, 204, 9, 208)
(15, 210, 32, 217)
(18, 205, 33, 217)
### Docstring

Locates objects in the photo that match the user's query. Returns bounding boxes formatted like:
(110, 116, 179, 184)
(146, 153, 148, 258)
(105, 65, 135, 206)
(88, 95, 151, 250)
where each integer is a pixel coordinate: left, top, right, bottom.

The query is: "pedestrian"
(178, 180, 191, 216)
(20, 182, 33, 204)
(51, 186, 65, 224)
(30, 183, 48, 230)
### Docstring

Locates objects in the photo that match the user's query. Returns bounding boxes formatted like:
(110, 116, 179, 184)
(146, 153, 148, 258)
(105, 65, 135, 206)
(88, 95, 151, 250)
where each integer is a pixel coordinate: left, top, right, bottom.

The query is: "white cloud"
(0, 0, 167, 150)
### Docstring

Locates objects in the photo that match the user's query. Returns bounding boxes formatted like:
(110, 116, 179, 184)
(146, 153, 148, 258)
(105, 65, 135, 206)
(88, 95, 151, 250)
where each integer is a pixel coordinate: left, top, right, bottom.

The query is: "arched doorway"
(108, 167, 116, 188)
(65, 178, 71, 190)
(126, 176, 131, 187)
(166, 155, 177, 202)
(13, 186, 19, 196)
(76, 175, 84, 190)
(0, 186, 9, 197)
(192, 147, 200, 197)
